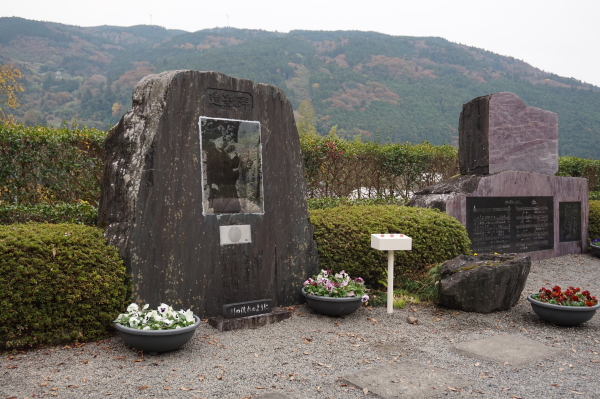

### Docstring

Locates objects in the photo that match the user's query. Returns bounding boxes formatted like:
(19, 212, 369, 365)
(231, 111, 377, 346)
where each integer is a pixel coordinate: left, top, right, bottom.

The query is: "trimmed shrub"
(0, 223, 129, 349)
(309, 205, 471, 287)
(300, 135, 459, 200)
(0, 202, 98, 226)
(590, 191, 600, 201)
(0, 124, 105, 206)
(589, 200, 600, 241)
(557, 156, 600, 192)
(308, 196, 407, 210)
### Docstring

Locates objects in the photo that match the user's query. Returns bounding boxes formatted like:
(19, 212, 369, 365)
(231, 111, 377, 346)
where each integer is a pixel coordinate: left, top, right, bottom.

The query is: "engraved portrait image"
(199, 117, 263, 215)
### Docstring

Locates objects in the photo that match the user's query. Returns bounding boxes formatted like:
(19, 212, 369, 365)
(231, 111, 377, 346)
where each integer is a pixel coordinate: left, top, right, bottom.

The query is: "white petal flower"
(184, 309, 195, 323)
(126, 303, 139, 312)
(158, 303, 169, 314)
(142, 304, 149, 310)
(142, 326, 151, 330)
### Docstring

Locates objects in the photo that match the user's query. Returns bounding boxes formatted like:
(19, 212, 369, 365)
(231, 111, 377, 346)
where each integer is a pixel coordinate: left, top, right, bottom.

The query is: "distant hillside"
(1, 17, 600, 158)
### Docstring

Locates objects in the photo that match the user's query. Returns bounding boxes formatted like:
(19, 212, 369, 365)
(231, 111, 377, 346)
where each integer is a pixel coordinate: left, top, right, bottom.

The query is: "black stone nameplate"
(206, 89, 253, 110)
(224, 299, 272, 319)
(466, 196, 554, 254)
(559, 202, 582, 242)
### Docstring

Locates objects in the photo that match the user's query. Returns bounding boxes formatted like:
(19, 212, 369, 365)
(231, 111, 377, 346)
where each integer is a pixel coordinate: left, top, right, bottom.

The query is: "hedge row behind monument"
(99, 70, 319, 318)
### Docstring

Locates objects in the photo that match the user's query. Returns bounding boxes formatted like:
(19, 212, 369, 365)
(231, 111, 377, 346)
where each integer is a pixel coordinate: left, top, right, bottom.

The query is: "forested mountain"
(2, 17, 600, 158)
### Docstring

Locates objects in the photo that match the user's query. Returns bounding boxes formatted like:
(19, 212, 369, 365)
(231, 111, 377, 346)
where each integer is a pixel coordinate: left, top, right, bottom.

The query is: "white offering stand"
(370, 234, 412, 314)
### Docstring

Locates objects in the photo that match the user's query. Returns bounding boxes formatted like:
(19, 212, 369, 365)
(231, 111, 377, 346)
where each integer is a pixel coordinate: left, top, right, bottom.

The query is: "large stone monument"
(98, 70, 319, 318)
(410, 92, 588, 261)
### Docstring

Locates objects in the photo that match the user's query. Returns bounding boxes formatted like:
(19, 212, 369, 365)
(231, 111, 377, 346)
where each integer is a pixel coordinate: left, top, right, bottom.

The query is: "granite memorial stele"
(99, 70, 319, 318)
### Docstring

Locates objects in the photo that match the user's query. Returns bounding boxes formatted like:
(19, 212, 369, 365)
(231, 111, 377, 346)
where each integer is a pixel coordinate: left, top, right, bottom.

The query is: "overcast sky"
(3, 0, 599, 87)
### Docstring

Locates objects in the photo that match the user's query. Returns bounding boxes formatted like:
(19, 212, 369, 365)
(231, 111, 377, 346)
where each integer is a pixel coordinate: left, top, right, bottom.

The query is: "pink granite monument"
(459, 92, 558, 176)
(410, 92, 588, 261)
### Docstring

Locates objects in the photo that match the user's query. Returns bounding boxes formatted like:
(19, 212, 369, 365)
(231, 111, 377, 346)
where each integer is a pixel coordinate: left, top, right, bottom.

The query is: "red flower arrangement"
(532, 285, 598, 307)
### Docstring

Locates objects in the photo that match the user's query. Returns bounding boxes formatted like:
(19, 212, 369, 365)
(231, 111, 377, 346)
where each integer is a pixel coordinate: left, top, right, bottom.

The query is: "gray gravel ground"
(2, 253, 600, 399)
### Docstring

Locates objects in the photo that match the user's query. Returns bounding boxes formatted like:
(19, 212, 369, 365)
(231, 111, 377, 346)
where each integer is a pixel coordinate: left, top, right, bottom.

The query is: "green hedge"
(300, 135, 459, 200)
(557, 156, 600, 192)
(0, 223, 129, 349)
(0, 124, 105, 206)
(308, 196, 407, 210)
(589, 200, 600, 242)
(0, 202, 98, 225)
(309, 205, 471, 287)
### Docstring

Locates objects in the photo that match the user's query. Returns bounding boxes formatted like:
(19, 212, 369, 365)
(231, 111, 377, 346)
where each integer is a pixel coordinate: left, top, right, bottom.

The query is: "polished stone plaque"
(466, 196, 554, 254)
(559, 202, 581, 242)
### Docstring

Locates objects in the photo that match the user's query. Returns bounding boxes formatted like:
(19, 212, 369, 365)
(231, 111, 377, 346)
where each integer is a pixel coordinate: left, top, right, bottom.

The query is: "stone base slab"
(451, 335, 562, 365)
(208, 307, 292, 332)
(409, 171, 588, 261)
(340, 360, 472, 398)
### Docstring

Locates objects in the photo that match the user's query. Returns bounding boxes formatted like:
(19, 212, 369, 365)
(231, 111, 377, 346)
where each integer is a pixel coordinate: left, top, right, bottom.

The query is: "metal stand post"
(387, 250, 394, 314)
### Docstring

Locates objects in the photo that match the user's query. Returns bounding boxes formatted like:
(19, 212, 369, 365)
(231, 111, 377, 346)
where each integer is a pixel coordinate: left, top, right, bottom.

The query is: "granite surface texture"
(459, 92, 558, 176)
(98, 70, 319, 318)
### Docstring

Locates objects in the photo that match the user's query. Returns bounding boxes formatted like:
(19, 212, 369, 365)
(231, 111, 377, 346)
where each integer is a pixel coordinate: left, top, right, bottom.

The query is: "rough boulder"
(439, 254, 531, 313)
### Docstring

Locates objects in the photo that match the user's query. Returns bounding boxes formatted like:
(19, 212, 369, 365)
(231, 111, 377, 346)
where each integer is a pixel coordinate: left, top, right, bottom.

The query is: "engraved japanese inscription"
(466, 197, 554, 254)
(559, 202, 582, 243)
(199, 117, 263, 215)
(206, 89, 253, 110)
(223, 299, 271, 319)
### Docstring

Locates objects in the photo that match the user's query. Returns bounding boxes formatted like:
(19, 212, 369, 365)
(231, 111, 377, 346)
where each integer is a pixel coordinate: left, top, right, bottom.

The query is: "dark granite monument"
(98, 70, 319, 318)
(410, 92, 588, 260)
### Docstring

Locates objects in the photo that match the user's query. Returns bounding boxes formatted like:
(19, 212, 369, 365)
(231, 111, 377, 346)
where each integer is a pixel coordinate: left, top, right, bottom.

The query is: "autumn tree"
(0, 64, 24, 124)
(296, 100, 317, 136)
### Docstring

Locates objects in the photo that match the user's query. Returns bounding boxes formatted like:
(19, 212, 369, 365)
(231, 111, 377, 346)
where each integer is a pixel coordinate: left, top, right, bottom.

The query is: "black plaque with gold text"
(466, 196, 554, 254)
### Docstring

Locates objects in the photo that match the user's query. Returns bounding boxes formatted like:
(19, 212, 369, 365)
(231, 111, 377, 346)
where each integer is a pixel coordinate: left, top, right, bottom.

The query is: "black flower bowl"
(590, 243, 600, 258)
(114, 316, 200, 353)
(301, 288, 362, 316)
(527, 295, 600, 326)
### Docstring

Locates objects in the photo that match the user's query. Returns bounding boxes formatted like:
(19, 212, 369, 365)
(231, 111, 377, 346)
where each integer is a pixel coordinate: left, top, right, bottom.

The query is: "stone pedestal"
(410, 171, 588, 260)
(208, 307, 292, 332)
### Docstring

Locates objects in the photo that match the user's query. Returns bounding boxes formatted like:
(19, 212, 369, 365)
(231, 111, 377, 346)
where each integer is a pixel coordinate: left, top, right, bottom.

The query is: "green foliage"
(364, 263, 442, 307)
(308, 196, 407, 210)
(589, 200, 600, 241)
(301, 135, 458, 200)
(396, 263, 442, 303)
(296, 100, 317, 136)
(0, 223, 129, 349)
(557, 156, 600, 191)
(309, 205, 471, 287)
(0, 202, 98, 225)
(0, 124, 105, 206)
(590, 191, 600, 201)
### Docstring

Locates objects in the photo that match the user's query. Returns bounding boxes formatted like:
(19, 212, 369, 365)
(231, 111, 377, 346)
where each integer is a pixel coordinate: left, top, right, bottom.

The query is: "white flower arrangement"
(114, 303, 196, 330)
